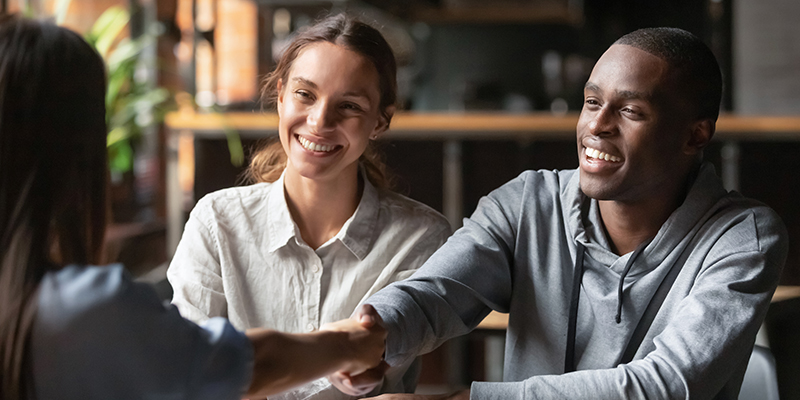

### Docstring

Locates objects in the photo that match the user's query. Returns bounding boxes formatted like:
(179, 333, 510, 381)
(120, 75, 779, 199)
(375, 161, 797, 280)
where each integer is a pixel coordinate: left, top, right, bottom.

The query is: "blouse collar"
(265, 166, 379, 260)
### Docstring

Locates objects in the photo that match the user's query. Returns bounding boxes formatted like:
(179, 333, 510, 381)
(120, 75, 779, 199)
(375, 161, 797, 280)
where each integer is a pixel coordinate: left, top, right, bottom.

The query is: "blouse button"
(306, 323, 315, 332)
(312, 264, 321, 273)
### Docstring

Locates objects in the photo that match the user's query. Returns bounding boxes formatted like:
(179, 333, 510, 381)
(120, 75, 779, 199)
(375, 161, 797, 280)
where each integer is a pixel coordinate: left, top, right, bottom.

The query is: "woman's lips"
(296, 134, 339, 153)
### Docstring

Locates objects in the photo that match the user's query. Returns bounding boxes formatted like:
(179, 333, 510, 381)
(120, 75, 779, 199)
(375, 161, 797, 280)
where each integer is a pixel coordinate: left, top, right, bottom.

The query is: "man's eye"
(621, 107, 638, 115)
(341, 103, 362, 112)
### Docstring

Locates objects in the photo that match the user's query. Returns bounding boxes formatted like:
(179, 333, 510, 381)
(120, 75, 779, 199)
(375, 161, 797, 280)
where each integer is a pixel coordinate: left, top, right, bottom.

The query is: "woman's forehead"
(286, 41, 381, 101)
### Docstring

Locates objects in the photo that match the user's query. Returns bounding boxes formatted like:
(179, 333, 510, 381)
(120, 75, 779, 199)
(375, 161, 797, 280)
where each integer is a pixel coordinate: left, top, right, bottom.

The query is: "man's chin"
(578, 175, 617, 201)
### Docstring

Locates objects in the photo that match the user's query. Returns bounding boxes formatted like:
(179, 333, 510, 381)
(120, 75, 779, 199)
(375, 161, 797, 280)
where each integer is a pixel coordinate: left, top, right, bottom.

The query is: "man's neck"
(597, 163, 702, 255)
(597, 199, 673, 255)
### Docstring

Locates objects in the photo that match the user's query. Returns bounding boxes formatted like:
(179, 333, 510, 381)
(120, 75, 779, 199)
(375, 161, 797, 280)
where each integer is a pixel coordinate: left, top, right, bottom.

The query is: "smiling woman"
(167, 13, 452, 400)
(249, 14, 398, 191)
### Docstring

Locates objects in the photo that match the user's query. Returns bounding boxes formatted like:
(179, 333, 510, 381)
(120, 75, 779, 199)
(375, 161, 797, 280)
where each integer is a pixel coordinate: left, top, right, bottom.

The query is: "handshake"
(321, 306, 470, 400)
(321, 304, 389, 396)
(246, 305, 469, 399)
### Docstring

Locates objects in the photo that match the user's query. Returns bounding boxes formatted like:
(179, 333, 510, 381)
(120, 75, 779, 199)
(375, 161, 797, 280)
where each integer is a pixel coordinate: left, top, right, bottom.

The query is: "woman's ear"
(373, 105, 396, 138)
(684, 119, 715, 155)
(276, 79, 284, 116)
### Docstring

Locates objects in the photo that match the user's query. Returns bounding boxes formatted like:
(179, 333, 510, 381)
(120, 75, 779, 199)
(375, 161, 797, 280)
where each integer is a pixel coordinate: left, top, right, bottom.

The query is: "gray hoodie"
(367, 163, 787, 399)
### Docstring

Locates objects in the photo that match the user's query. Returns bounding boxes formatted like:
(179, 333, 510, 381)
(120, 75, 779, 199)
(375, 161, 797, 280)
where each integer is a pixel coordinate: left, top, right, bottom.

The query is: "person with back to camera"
(0, 14, 388, 400)
(167, 13, 452, 399)
(330, 27, 788, 400)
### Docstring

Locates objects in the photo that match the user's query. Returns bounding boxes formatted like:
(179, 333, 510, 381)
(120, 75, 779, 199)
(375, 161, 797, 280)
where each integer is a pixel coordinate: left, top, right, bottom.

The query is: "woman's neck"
(283, 167, 363, 250)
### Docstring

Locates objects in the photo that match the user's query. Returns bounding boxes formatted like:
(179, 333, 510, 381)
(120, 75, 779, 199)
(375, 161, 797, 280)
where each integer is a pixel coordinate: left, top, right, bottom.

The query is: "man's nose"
(588, 108, 615, 136)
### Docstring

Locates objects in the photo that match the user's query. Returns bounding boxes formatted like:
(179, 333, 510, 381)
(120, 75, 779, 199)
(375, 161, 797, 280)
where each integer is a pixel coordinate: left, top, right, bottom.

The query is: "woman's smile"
(295, 134, 341, 154)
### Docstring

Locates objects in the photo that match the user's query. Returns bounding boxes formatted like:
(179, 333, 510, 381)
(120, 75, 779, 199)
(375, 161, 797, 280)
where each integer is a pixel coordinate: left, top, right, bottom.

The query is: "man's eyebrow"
(584, 82, 648, 100)
(616, 89, 648, 100)
(584, 82, 601, 93)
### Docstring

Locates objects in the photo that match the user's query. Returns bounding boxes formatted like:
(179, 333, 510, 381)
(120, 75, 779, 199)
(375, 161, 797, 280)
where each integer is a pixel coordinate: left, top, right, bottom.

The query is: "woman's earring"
(370, 134, 378, 140)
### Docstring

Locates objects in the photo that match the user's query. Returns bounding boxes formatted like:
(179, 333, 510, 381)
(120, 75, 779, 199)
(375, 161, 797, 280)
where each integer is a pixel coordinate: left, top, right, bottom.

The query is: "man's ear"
(373, 105, 396, 138)
(684, 119, 715, 155)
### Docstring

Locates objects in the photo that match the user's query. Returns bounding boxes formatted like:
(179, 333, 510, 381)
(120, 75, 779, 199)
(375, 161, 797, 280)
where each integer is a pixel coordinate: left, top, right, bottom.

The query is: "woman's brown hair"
(0, 15, 108, 399)
(246, 13, 396, 189)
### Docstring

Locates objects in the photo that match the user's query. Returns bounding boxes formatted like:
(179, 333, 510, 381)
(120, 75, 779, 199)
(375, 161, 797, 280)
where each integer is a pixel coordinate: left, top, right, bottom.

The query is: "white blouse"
(168, 170, 451, 399)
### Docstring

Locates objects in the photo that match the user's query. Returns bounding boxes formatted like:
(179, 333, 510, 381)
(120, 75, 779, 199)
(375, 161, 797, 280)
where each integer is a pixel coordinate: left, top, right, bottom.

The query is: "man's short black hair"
(615, 27, 722, 121)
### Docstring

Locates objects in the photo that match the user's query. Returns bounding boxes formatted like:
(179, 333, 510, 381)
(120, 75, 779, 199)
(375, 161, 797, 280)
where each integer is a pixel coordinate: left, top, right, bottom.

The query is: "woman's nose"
(307, 102, 336, 133)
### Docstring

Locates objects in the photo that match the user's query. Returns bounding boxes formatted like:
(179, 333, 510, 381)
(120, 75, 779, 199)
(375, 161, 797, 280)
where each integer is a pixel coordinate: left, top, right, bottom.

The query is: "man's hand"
(365, 389, 470, 400)
(353, 303, 384, 328)
(327, 304, 389, 395)
(320, 304, 387, 376)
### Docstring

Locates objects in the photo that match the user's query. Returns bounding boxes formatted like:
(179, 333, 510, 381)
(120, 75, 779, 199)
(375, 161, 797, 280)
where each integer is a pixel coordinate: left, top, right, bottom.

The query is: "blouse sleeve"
(168, 198, 229, 323)
(32, 265, 253, 400)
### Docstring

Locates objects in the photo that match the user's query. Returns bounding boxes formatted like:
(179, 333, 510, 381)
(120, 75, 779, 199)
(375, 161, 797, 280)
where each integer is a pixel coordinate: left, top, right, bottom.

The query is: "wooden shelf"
(166, 111, 800, 141)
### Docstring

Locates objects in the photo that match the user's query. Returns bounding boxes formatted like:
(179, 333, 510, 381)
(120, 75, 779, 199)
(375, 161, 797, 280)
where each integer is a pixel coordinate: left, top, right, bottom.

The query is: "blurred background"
(7, 0, 800, 397)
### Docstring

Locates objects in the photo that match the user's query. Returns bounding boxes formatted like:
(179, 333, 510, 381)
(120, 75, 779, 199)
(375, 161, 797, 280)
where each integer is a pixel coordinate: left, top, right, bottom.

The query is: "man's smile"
(584, 146, 622, 162)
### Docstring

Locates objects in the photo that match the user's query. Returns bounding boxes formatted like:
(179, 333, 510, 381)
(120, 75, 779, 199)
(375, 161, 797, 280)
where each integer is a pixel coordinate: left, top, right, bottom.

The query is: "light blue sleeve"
(32, 264, 253, 400)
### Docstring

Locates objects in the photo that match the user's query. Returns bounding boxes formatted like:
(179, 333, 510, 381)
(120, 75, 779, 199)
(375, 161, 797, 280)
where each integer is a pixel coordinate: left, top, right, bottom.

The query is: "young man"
(333, 27, 788, 399)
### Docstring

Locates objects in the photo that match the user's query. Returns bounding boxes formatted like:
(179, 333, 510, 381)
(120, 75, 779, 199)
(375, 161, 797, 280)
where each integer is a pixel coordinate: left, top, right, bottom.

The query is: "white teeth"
(585, 147, 621, 162)
(298, 136, 335, 153)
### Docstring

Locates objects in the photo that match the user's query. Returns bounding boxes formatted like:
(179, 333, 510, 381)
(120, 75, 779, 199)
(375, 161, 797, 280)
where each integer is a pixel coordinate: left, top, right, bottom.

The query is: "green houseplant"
(83, 5, 171, 179)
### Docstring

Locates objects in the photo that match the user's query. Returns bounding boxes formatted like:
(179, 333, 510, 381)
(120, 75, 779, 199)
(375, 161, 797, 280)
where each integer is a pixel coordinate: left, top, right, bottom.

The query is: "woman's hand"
(244, 306, 386, 398)
(328, 361, 390, 396)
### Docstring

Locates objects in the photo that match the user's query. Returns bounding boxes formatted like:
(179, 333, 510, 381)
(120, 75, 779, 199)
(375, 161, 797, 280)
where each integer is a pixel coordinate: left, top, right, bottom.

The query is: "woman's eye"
(294, 90, 312, 101)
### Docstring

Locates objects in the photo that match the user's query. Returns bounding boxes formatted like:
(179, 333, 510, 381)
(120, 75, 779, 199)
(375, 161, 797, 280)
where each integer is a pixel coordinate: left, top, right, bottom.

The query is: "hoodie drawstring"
(565, 239, 651, 373)
(615, 240, 650, 323)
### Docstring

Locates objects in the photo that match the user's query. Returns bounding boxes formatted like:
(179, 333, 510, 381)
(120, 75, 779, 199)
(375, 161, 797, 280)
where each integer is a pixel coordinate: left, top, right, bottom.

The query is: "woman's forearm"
(244, 318, 385, 397)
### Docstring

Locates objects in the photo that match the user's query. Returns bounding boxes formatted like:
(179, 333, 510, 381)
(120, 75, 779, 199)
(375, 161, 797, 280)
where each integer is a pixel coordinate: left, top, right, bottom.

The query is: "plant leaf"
(107, 126, 131, 148)
(54, 0, 72, 25)
(108, 140, 134, 173)
(106, 36, 151, 72)
(88, 6, 130, 58)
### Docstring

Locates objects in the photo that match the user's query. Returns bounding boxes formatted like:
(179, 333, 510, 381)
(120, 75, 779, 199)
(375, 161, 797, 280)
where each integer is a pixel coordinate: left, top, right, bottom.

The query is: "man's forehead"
(597, 44, 669, 72)
(586, 45, 671, 97)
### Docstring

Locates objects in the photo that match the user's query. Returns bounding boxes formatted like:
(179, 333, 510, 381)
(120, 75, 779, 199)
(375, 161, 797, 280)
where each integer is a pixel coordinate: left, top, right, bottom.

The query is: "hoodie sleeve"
(366, 172, 527, 368)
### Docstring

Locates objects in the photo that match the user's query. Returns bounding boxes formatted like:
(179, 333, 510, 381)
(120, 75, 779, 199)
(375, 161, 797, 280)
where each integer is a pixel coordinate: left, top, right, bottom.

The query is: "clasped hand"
(319, 304, 387, 380)
(323, 304, 390, 396)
